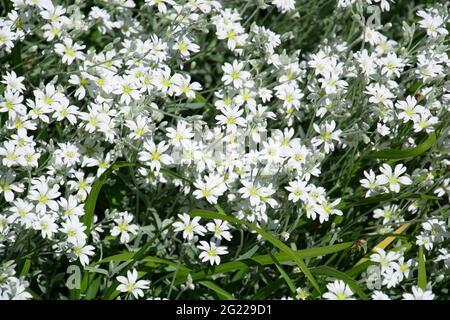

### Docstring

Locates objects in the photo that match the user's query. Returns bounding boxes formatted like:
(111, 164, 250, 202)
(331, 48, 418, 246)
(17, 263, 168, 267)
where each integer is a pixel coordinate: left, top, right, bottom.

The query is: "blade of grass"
(418, 246, 426, 289)
(190, 209, 321, 294)
(102, 226, 170, 299)
(85, 276, 102, 300)
(83, 162, 191, 236)
(339, 193, 439, 209)
(364, 129, 440, 160)
(20, 259, 31, 277)
(153, 241, 355, 286)
(267, 250, 297, 295)
(252, 278, 286, 299)
(312, 266, 368, 300)
(82, 161, 134, 236)
(199, 281, 236, 300)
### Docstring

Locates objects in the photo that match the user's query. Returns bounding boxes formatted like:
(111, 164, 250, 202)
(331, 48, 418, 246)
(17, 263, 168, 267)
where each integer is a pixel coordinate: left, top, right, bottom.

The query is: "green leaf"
(27, 288, 42, 300)
(190, 209, 321, 294)
(157, 241, 353, 287)
(160, 168, 192, 184)
(312, 266, 368, 300)
(103, 226, 172, 299)
(364, 130, 439, 160)
(418, 246, 427, 289)
(267, 250, 297, 294)
(82, 161, 134, 236)
(96, 252, 134, 264)
(20, 259, 31, 277)
(11, 42, 23, 75)
(83, 162, 191, 236)
(252, 279, 286, 299)
(339, 193, 438, 209)
(85, 277, 102, 300)
(199, 281, 236, 300)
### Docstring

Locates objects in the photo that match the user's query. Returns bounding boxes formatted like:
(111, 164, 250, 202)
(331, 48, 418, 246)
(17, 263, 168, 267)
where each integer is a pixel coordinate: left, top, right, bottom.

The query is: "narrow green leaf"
(312, 266, 368, 300)
(82, 161, 134, 235)
(252, 279, 286, 300)
(267, 250, 297, 294)
(160, 168, 192, 184)
(20, 259, 31, 277)
(103, 227, 170, 299)
(364, 130, 439, 160)
(199, 281, 236, 300)
(155, 242, 354, 286)
(85, 277, 102, 300)
(96, 252, 134, 264)
(190, 209, 321, 294)
(339, 193, 438, 209)
(418, 246, 427, 289)
(83, 162, 191, 236)
(11, 42, 23, 75)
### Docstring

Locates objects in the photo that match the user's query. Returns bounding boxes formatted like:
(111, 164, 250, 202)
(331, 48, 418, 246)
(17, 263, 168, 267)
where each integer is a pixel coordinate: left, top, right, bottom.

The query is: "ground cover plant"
(0, 0, 449, 300)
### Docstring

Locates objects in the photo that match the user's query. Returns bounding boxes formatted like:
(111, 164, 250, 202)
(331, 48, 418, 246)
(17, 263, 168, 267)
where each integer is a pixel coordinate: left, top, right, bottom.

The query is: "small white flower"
(402, 286, 435, 300)
(323, 280, 355, 300)
(206, 219, 233, 241)
(172, 213, 207, 241)
(117, 269, 150, 299)
(197, 241, 228, 266)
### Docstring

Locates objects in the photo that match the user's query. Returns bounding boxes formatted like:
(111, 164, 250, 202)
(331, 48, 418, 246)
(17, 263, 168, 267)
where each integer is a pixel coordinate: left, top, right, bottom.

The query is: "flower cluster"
(0, 0, 449, 300)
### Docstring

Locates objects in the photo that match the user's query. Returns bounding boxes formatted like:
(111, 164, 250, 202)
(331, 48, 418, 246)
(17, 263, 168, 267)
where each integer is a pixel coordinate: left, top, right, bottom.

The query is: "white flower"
(373, 205, 400, 225)
(360, 169, 380, 197)
(125, 115, 152, 141)
(117, 269, 150, 299)
(173, 36, 200, 58)
(145, 0, 175, 13)
(1, 71, 25, 93)
(365, 83, 395, 108)
(138, 140, 173, 172)
(60, 216, 87, 244)
(54, 38, 85, 65)
(206, 219, 233, 241)
(238, 180, 264, 206)
(34, 214, 58, 239)
(70, 239, 95, 267)
(197, 241, 228, 265)
(221, 60, 250, 89)
(8, 198, 36, 228)
(402, 286, 435, 300)
(0, 170, 24, 202)
(311, 120, 342, 154)
(370, 248, 400, 271)
(417, 9, 448, 38)
(316, 199, 343, 223)
(28, 179, 61, 213)
(111, 212, 139, 244)
(285, 180, 310, 203)
(395, 96, 426, 123)
(377, 163, 412, 193)
(371, 291, 390, 300)
(270, 0, 296, 13)
(193, 173, 227, 204)
(216, 105, 246, 132)
(166, 121, 194, 148)
(323, 280, 355, 300)
(170, 74, 202, 99)
(58, 195, 84, 218)
(172, 213, 207, 241)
